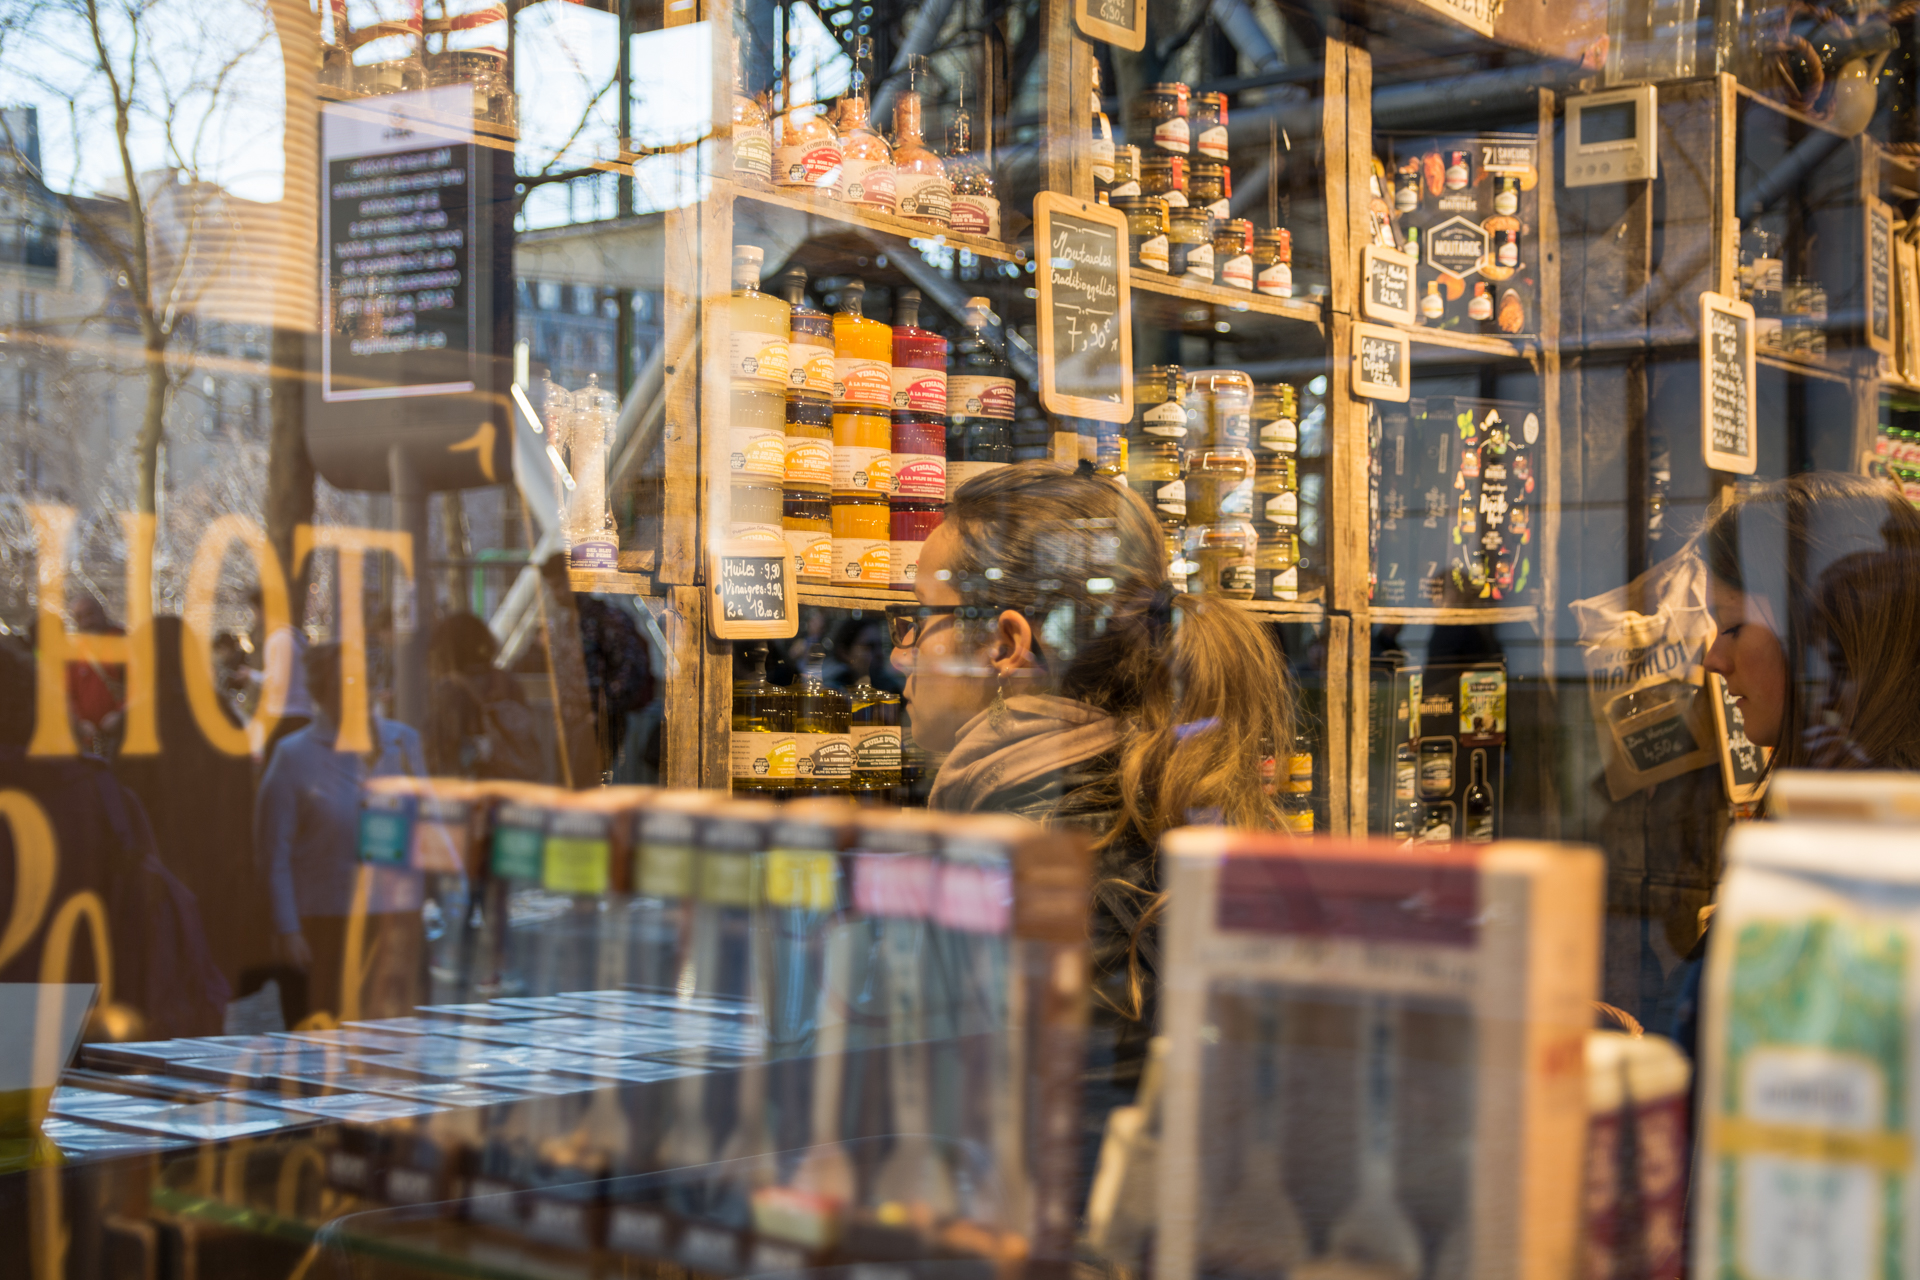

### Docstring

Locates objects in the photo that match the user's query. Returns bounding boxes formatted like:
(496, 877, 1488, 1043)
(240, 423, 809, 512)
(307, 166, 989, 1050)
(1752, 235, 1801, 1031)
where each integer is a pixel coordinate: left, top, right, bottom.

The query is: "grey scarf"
(927, 694, 1122, 814)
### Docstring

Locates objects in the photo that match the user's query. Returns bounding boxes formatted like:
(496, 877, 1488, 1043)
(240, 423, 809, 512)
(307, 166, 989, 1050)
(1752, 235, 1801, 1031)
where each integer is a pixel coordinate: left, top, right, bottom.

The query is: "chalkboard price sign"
(1699, 290, 1756, 475)
(1362, 245, 1418, 326)
(1869, 199, 1896, 354)
(1898, 235, 1920, 382)
(1034, 193, 1133, 424)
(1075, 0, 1146, 50)
(709, 541, 796, 640)
(1351, 322, 1411, 402)
(1709, 673, 1769, 804)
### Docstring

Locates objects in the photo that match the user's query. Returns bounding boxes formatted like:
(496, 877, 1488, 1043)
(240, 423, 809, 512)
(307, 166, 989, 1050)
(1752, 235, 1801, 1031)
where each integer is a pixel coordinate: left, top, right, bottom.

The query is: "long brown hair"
(940, 460, 1294, 852)
(1702, 471, 1920, 771)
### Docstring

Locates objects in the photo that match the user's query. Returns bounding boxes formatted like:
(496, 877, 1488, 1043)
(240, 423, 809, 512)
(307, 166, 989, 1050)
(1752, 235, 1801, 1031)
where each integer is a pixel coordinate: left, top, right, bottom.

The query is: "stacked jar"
(1127, 365, 1190, 590)
(780, 268, 835, 583)
(1190, 90, 1232, 245)
(1252, 382, 1302, 601)
(889, 289, 947, 590)
(1182, 369, 1257, 598)
(726, 245, 791, 545)
(830, 281, 893, 586)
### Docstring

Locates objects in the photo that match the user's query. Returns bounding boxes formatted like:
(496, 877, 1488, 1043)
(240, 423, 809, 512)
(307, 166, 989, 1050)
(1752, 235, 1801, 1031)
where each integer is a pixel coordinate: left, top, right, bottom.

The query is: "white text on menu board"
(1051, 226, 1119, 355)
(333, 147, 467, 357)
(1708, 308, 1748, 456)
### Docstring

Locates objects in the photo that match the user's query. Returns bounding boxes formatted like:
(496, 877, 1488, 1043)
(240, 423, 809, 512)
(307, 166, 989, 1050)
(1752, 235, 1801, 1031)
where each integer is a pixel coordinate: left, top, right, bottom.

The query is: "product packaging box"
(1155, 832, 1601, 1280)
(1384, 132, 1541, 337)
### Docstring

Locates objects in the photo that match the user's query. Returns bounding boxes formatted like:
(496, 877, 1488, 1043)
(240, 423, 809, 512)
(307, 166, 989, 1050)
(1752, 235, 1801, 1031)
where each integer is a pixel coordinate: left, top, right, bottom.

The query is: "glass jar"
(1253, 452, 1298, 528)
(1254, 228, 1293, 298)
(783, 489, 832, 582)
(1189, 160, 1230, 223)
(1111, 144, 1142, 199)
(1191, 91, 1229, 162)
(1170, 207, 1213, 284)
(1214, 219, 1254, 291)
(1185, 368, 1254, 449)
(729, 384, 787, 479)
(1114, 195, 1170, 273)
(1130, 83, 1190, 157)
(830, 491, 890, 585)
(729, 476, 785, 541)
(1253, 529, 1301, 601)
(783, 393, 833, 494)
(1139, 152, 1188, 208)
(1185, 519, 1257, 598)
(1254, 383, 1299, 455)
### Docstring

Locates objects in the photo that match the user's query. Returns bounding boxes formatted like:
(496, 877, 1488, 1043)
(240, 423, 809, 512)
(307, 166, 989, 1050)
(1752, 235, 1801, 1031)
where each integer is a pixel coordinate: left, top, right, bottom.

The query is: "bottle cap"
(782, 266, 808, 305)
(895, 288, 921, 329)
(733, 244, 764, 287)
(839, 279, 866, 317)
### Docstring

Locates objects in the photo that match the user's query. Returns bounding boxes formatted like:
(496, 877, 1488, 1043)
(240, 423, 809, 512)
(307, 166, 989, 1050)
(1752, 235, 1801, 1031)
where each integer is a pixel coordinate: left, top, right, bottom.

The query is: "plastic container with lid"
(784, 393, 833, 494)
(729, 384, 787, 479)
(1130, 83, 1190, 156)
(1170, 207, 1213, 284)
(831, 492, 890, 585)
(1115, 195, 1170, 273)
(1140, 152, 1188, 208)
(783, 490, 832, 583)
(1253, 383, 1299, 455)
(1254, 229, 1293, 299)
(832, 410, 892, 496)
(890, 502, 943, 590)
(1215, 219, 1255, 291)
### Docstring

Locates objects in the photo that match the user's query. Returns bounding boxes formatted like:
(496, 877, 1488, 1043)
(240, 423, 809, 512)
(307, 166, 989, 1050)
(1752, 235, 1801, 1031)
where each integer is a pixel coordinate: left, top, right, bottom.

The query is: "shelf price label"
(1351, 323, 1411, 402)
(1075, 0, 1146, 50)
(1709, 673, 1769, 805)
(1699, 290, 1756, 475)
(709, 540, 796, 639)
(1868, 197, 1895, 355)
(1033, 192, 1134, 424)
(1362, 244, 1418, 326)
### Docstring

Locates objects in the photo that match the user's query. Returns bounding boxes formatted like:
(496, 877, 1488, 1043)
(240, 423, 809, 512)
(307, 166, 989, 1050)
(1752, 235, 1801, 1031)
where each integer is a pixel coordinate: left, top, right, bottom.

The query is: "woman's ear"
(992, 609, 1036, 675)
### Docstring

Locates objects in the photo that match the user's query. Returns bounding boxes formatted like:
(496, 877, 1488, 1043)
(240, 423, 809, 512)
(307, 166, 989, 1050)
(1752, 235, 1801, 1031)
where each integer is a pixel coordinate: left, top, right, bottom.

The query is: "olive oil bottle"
(847, 674, 902, 798)
(731, 643, 795, 796)
(793, 647, 852, 796)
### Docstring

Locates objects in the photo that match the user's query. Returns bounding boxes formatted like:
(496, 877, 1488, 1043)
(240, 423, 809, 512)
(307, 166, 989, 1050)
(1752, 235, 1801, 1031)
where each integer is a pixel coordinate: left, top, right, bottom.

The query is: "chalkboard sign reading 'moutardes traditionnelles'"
(1361, 245, 1419, 326)
(1709, 673, 1769, 804)
(709, 542, 797, 640)
(1074, 0, 1146, 50)
(1868, 198, 1896, 354)
(1034, 193, 1133, 424)
(1699, 291, 1756, 475)
(1351, 323, 1411, 402)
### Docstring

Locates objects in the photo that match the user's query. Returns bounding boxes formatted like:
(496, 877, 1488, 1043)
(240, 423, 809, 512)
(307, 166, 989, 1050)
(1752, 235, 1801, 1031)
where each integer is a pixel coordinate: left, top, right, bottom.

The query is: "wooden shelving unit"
(720, 177, 1024, 265)
(1126, 270, 1327, 331)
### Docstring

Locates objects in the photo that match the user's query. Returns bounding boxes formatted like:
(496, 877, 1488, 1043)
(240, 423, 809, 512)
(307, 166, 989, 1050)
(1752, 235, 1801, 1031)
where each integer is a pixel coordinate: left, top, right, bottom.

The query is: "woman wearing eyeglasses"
(890, 460, 1296, 1173)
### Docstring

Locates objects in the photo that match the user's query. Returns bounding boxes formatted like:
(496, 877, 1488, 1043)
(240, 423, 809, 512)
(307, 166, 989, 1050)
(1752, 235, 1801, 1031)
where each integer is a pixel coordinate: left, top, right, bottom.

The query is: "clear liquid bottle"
(946, 296, 1014, 498)
(729, 244, 791, 389)
(946, 77, 1000, 239)
(566, 374, 619, 570)
(774, 72, 841, 191)
(834, 36, 896, 215)
(782, 267, 835, 402)
(892, 55, 952, 228)
(729, 24, 772, 181)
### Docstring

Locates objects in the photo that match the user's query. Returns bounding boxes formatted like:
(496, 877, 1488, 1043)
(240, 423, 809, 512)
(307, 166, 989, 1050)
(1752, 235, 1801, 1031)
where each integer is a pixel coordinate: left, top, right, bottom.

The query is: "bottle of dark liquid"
(945, 296, 1014, 499)
(848, 675, 903, 799)
(1463, 748, 1494, 843)
(731, 643, 794, 797)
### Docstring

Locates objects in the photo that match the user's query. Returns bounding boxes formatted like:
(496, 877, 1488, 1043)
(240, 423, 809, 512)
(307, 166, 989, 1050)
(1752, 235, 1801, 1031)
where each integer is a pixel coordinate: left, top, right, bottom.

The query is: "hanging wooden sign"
(1034, 192, 1134, 424)
(1074, 0, 1146, 51)
(708, 540, 796, 640)
(1361, 244, 1419, 326)
(1896, 233, 1920, 383)
(1867, 197, 1895, 355)
(1709, 673, 1769, 805)
(1351, 322, 1411, 402)
(1699, 291, 1756, 475)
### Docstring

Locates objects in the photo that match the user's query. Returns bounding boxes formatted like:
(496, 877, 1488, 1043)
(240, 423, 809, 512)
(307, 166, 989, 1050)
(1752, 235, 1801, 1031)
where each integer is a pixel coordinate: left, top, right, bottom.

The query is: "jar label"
(834, 356, 891, 407)
(786, 526, 833, 581)
(731, 731, 797, 783)
(733, 127, 772, 180)
(1257, 262, 1293, 298)
(729, 427, 785, 477)
(784, 433, 833, 487)
(730, 331, 790, 386)
(892, 452, 947, 498)
(949, 375, 1015, 420)
(1258, 418, 1298, 452)
(1137, 234, 1169, 273)
(1196, 125, 1228, 161)
(1144, 402, 1188, 437)
(543, 835, 610, 895)
(1494, 189, 1518, 215)
(1265, 490, 1299, 526)
(1154, 478, 1187, 516)
(1220, 562, 1256, 593)
(890, 538, 925, 587)
(947, 458, 1009, 499)
(833, 445, 892, 493)
(774, 138, 842, 188)
(950, 193, 1001, 239)
(569, 538, 618, 570)
(1468, 293, 1493, 321)
(1220, 253, 1254, 291)
(1110, 179, 1141, 199)
(1153, 117, 1190, 154)
(1259, 565, 1299, 600)
(852, 724, 901, 770)
(1164, 189, 1189, 208)
(725, 520, 783, 543)
(1207, 197, 1231, 222)
(890, 366, 948, 415)
(790, 339, 835, 394)
(833, 536, 889, 585)
(1182, 241, 1214, 283)
(793, 734, 852, 783)
(836, 157, 896, 212)
(895, 174, 953, 225)
(1221, 477, 1254, 518)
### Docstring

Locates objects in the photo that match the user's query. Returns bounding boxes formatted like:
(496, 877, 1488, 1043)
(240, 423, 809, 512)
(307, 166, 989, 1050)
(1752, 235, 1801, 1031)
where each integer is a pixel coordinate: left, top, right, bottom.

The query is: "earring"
(988, 675, 1010, 732)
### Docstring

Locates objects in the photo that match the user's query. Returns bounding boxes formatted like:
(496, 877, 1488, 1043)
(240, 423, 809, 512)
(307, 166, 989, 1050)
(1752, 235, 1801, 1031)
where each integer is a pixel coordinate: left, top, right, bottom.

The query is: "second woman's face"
(891, 524, 997, 754)
(1705, 578, 1790, 749)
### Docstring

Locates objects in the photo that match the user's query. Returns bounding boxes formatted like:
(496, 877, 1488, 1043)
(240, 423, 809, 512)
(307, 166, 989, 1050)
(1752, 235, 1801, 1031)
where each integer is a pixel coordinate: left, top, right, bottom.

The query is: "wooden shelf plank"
(568, 569, 657, 597)
(797, 584, 1325, 618)
(1126, 270, 1328, 329)
(1395, 322, 1538, 361)
(1757, 351, 1854, 383)
(720, 178, 1020, 263)
(1369, 604, 1540, 625)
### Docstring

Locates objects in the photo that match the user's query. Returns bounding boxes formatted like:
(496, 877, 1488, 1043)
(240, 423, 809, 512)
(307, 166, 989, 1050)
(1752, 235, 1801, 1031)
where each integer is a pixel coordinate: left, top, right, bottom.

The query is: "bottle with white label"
(729, 26, 772, 181)
(773, 88, 841, 191)
(1421, 279, 1445, 323)
(1496, 230, 1519, 270)
(792, 650, 851, 796)
(1468, 280, 1493, 324)
(1444, 149, 1469, 190)
(1494, 176, 1518, 215)
(731, 644, 794, 797)
(945, 79, 999, 238)
(729, 244, 790, 389)
(848, 676, 902, 795)
(833, 37, 896, 215)
(946, 296, 1014, 498)
(892, 56, 951, 229)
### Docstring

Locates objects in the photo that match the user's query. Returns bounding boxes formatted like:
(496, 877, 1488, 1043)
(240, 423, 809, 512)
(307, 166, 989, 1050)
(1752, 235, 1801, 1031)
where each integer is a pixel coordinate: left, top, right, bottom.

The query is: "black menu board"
(1352, 323, 1411, 402)
(1034, 193, 1133, 424)
(1699, 290, 1756, 475)
(1075, 0, 1146, 50)
(1710, 673, 1769, 804)
(1869, 198, 1895, 354)
(709, 542, 796, 639)
(1362, 244, 1418, 326)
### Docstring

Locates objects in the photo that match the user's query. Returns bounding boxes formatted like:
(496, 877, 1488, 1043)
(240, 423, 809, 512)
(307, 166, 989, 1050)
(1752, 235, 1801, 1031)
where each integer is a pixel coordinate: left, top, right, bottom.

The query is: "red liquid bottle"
(890, 287, 947, 589)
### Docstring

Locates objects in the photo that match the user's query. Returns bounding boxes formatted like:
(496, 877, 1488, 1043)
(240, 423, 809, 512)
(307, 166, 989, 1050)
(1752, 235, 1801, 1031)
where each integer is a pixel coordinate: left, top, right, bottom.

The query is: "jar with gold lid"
(1130, 83, 1191, 156)
(1253, 228, 1293, 298)
(1113, 195, 1170, 273)
(1184, 368, 1253, 449)
(1214, 219, 1254, 291)
(1253, 382, 1299, 456)
(1111, 145, 1142, 199)
(1169, 206, 1212, 283)
(1185, 518, 1256, 598)
(1139, 152, 1188, 209)
(1253, 530, 1301, 601)
(1253, 451, 1298, 529)
(1191, 92, 1229, 161)
(1189, 160, 1230, 224)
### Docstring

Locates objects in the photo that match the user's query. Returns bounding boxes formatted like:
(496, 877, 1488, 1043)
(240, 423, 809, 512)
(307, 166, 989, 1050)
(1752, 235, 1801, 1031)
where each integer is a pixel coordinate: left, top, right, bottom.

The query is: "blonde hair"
(942, 461, 1294, 852)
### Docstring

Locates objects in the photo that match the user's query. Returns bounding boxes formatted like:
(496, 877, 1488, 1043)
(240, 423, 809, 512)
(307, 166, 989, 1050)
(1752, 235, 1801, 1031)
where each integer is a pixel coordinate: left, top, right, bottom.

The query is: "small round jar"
(1185, 369, 1254, 449)
(1189, 160, 1230, 223)
(1169, 207, 1213, 283)
(1191, 92, 1229, 162)
(1114, 195, 1170, 273)
(1186, 520, 1257, 599)
(1139, 153, 1188, 208)
(1214, 219, 1254, 291)
(1253, 383, 1299, 455)
(1110, 145, 1142, 199)
(1254, 228, 1293, 298)
(1130, 83, 1191, 157)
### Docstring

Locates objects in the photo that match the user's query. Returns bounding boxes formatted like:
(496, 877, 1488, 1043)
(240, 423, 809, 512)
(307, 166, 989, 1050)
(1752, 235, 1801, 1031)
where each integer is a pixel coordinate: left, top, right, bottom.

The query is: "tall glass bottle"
(892, 56, 952, 229)
(792, 648, 851, 796)
(1463, 749, 1494, 843)
(729, 25, 772, 182)
(731, 644, 795, 796)
(945, 297, 1014, 498)
(946, 79, 1000, 239)
(774, 72, 841, 191)
(728, 244, 791, 389)
(782, 267, 835, 402)
(847, 675, 902, 798)
(834, 37, 896, 216)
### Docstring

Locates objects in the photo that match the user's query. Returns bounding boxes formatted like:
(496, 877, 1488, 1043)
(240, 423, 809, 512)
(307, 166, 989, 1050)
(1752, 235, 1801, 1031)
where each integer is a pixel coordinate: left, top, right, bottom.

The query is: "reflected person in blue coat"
(255, 641, 425, 1023)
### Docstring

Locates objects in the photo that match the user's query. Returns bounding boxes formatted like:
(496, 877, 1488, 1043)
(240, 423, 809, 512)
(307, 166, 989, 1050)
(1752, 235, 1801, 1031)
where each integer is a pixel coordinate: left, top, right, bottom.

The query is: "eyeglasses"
(885, 604, 962, 649)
